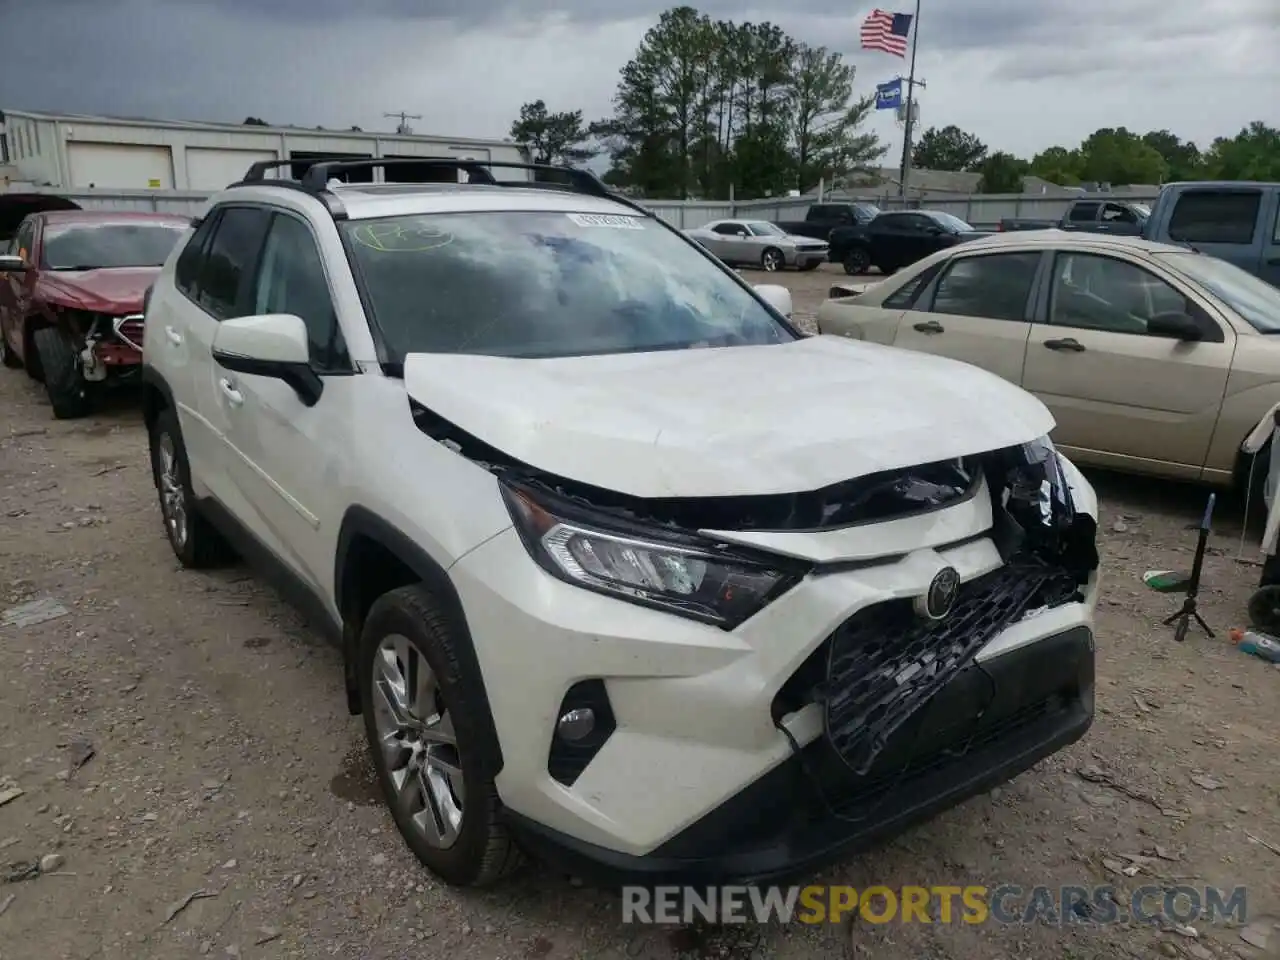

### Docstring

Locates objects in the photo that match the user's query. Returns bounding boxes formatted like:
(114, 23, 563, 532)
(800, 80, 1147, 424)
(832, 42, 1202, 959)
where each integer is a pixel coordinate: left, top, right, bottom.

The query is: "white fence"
(2, 185, 1162, 231)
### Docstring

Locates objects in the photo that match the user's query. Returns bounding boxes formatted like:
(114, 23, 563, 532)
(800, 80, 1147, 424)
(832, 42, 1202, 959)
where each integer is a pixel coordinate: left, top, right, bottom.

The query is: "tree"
(1028, 146, 1082, 185)
(1076, 127, 1167, 185)
(977, 152, 1028, 193)
(242, 117, 269, 126)
(788, 43, 885, 193)
(1141, 130, 1201, 182)
(1202, 122, 1280, 181)
(509, 99, 596, 166)
(911, 125, 987, 172)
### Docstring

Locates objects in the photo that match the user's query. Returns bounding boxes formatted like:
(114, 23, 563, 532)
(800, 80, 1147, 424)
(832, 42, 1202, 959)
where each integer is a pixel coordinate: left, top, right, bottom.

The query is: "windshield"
(928, 212, 975, 233)
(746, 221, 785, 237)
(341, 210, 796, 361)
(42, 221, 187, 271)
(1156, 252, 1280, 333)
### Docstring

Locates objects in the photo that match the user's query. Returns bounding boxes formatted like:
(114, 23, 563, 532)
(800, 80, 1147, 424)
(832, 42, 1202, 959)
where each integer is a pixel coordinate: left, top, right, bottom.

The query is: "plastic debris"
(1, 597, 69, 629)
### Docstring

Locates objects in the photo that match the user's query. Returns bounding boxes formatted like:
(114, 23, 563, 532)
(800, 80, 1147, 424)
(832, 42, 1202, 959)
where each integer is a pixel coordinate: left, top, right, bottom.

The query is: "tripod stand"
(1163, 492, 1215, 643)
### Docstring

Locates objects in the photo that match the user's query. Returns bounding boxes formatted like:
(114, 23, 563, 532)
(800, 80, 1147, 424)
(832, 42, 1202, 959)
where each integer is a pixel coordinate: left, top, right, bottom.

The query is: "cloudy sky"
(2, 0, 1276, 164)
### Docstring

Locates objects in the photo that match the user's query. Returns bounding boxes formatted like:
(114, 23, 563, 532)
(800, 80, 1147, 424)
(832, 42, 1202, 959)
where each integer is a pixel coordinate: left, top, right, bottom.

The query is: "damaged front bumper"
(445, 436, 1099, 883)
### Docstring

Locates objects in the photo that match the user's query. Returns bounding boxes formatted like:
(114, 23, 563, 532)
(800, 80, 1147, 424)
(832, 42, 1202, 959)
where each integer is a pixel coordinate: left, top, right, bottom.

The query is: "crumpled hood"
(403, 335, 1055, 498)
(37, 267, 159, 313)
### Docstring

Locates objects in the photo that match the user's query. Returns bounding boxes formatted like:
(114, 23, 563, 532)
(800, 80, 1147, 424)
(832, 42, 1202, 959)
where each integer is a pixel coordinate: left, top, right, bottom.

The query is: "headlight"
(501, 482, 807, 629)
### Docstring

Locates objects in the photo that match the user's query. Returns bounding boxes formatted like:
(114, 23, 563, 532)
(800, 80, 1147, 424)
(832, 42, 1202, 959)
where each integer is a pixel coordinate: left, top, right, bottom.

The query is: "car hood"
(403, 336, 1054, 499)
(37, 267, 160, 313)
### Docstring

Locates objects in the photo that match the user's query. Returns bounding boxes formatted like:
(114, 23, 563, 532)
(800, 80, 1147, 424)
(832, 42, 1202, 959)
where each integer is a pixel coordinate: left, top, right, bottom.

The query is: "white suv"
(140, 159, 1101, 888)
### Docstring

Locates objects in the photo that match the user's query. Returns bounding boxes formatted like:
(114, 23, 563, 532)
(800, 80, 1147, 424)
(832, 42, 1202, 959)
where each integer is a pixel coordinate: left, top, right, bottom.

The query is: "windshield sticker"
(350, 222, 454, 252)
(565, 213, 645, 230)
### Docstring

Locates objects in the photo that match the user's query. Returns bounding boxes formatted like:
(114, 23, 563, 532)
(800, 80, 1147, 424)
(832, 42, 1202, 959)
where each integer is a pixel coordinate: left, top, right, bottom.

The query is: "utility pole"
(384, 111, 422, 135)
(897, 0, 923, 200)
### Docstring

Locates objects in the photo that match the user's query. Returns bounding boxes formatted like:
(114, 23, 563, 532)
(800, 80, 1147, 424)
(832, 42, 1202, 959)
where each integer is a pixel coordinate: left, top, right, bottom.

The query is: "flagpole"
(897, 0, 921, 199)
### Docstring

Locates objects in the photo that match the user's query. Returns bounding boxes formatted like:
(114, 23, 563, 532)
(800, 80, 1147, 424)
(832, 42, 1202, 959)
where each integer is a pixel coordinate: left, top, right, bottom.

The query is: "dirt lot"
(1, 262, 1278, 960)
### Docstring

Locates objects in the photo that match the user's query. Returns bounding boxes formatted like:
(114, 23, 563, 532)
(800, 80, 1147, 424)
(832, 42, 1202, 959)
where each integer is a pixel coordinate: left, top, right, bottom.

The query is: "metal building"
(0, 109, 530, 191)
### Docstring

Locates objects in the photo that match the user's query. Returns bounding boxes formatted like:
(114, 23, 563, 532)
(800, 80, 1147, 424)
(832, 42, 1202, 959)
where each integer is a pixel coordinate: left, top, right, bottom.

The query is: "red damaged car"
(0, 210, 190, 418)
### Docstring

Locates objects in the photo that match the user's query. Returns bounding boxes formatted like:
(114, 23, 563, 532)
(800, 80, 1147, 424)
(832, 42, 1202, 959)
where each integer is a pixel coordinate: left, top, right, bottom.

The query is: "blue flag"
(875, 78, 903, 111)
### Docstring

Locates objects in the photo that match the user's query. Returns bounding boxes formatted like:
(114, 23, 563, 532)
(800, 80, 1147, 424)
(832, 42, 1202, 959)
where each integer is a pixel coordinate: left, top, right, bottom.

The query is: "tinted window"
(41, 221, 186, 270)
(252, 214, 349, 370)
(930, 253, 1041, 322)
(1068, 202, 1100, 223)
(1102, 203, 1137, 223)
(883, 267, 937, 309)
(175, 215, 218, 296)
(1049, 253, 1192, 335)
(1168, 190, 1261, 245)
(712, 223, 744, 236)
(341, 210, 794, 362)
(196, 207, 271, 320)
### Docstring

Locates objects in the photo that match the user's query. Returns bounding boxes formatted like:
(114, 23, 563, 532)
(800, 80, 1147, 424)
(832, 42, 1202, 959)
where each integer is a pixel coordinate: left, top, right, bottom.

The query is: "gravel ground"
(1, 262, 1278, 960)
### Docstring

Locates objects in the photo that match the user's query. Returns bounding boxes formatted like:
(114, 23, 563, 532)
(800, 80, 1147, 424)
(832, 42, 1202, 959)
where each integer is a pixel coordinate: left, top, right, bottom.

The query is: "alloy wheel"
(371, 634, 465, 849)
(762, 250, 782, 272)
(157, 433, 189, 550)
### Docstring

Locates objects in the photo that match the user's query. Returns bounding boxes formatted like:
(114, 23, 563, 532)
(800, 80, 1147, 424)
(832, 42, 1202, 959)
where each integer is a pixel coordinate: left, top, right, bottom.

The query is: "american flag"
(860, 9, 913, 57)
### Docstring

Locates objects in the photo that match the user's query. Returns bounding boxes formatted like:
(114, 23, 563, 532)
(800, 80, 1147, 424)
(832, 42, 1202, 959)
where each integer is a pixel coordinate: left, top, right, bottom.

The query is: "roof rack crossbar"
(294, 158, 615, 200)
(240, 158, 314, 182)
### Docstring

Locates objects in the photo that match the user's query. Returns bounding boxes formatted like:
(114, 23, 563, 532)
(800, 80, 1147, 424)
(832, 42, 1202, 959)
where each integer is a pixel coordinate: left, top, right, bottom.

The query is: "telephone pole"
(384, 111, 422, 135)
(897, 0, 923, 199)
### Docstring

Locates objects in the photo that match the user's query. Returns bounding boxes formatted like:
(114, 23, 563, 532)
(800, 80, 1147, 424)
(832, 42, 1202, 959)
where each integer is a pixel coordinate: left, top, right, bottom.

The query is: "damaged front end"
(41, 306, 146, 382)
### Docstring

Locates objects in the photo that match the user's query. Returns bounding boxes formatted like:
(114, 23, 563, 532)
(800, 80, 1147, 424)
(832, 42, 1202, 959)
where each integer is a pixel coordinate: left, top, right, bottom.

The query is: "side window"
(1102, 203, 1136, 223)
(1168, 190, 1260, 245)
(251, 214, 349, 371)
(883, 264, 940, 309)
(712, 222, 744, 236)
(1048, 253, 1191, 335)
(1068, 202, 1100, 223)
(196, 207, 272, 320)
(929, 252, 1041, 321)
(174, 214, 220, 297)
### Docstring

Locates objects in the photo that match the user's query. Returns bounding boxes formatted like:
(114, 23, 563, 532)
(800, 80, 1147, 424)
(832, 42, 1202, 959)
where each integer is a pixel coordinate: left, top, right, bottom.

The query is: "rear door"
(1164, 186, 1265, 277)
(1021, 250, 1234, 478)
(892, 249, 1044, 383)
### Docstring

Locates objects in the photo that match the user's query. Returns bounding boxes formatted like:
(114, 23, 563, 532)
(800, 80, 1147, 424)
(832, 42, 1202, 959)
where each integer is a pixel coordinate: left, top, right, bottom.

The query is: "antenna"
(384, 111, 423, 135)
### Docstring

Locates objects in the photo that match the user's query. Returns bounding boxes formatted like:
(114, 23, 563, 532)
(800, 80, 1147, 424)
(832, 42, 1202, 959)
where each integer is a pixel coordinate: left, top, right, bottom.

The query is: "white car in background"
(139, 158, 1100, 888)
(685, 219, 829, 272)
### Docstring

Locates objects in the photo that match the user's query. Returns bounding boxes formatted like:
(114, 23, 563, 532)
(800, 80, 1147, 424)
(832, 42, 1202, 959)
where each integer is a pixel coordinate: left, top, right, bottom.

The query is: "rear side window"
(175, 215, 219, 296)
(929, 252, 1041, 322)
(1068, 202, 1100, 223)
(1168, 190, 1260, 245)
(883, 266, 938, 309)
(196, 207, 272, 320)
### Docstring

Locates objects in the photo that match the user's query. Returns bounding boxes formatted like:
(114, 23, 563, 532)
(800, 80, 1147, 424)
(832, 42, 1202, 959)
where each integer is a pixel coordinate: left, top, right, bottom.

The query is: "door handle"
(164, 325, 182, 346)
(913, 320, 944, 334)
(1044, 337, 1086, 352)
(219, 378, 243, 406)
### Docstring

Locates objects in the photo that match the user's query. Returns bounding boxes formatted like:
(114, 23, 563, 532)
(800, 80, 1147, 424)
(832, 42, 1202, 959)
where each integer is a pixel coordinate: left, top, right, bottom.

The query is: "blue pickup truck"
(1141, 181, 1280, 287)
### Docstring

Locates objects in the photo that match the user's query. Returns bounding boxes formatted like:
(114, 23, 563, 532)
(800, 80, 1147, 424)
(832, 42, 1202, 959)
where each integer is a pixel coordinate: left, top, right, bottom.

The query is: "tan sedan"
(815, 231, 1280, 488)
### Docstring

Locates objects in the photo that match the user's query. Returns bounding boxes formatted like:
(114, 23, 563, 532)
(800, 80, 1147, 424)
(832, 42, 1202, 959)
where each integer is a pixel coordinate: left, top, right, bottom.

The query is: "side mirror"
(1147, 312, 1202, 341)
(925, 225, 944, 236)
(211, 313, 323, 406)
(0, 254, 30, 272)
(753, 283, 793, 319)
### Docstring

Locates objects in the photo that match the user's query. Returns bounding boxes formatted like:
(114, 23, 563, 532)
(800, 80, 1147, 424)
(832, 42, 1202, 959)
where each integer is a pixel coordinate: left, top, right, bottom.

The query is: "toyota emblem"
(914, 566, 961, 621)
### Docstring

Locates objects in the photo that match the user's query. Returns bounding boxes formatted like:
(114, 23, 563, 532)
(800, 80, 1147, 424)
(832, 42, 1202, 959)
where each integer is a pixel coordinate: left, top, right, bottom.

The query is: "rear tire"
(359, 585, 522, 887)
(148, 406, 236, 568)
(33, 326, 90, 419)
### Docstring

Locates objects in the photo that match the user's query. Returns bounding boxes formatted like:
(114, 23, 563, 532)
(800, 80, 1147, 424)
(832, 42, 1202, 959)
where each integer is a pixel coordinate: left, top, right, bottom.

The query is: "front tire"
(32, 326, 90, 419)
(842, 247, 870, 275)
(359, 585, 521, 887)
(761, 247, 784, 272)
(148, 407, 235, 568)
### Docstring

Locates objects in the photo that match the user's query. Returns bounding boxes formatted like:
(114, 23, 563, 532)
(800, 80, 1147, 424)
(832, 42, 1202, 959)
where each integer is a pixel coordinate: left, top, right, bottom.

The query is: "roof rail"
(229, 157, 649, 218)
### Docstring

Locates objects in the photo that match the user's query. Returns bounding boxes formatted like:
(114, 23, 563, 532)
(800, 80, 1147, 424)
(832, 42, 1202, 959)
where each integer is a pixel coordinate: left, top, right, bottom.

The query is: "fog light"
(557, 707, 596, 742)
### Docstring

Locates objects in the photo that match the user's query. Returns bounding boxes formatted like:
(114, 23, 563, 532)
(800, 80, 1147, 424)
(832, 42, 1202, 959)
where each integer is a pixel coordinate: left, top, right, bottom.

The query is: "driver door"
(1021, 251, 1234, 478)
(708, 222, 749, 262)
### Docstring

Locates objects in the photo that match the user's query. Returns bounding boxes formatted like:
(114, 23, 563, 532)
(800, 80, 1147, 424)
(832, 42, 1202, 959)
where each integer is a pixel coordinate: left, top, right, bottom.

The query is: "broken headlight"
(501, 482, 806, 629)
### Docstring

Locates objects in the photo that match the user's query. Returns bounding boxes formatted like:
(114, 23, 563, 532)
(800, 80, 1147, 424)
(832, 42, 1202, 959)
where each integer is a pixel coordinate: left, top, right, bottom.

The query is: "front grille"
(112, 315, 145, 351)
(824, 556, 1079, 775)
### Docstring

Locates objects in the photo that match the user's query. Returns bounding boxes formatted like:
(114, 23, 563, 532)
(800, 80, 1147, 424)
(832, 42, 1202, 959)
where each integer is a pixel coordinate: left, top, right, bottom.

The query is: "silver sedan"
(684, 219, 829, 272)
